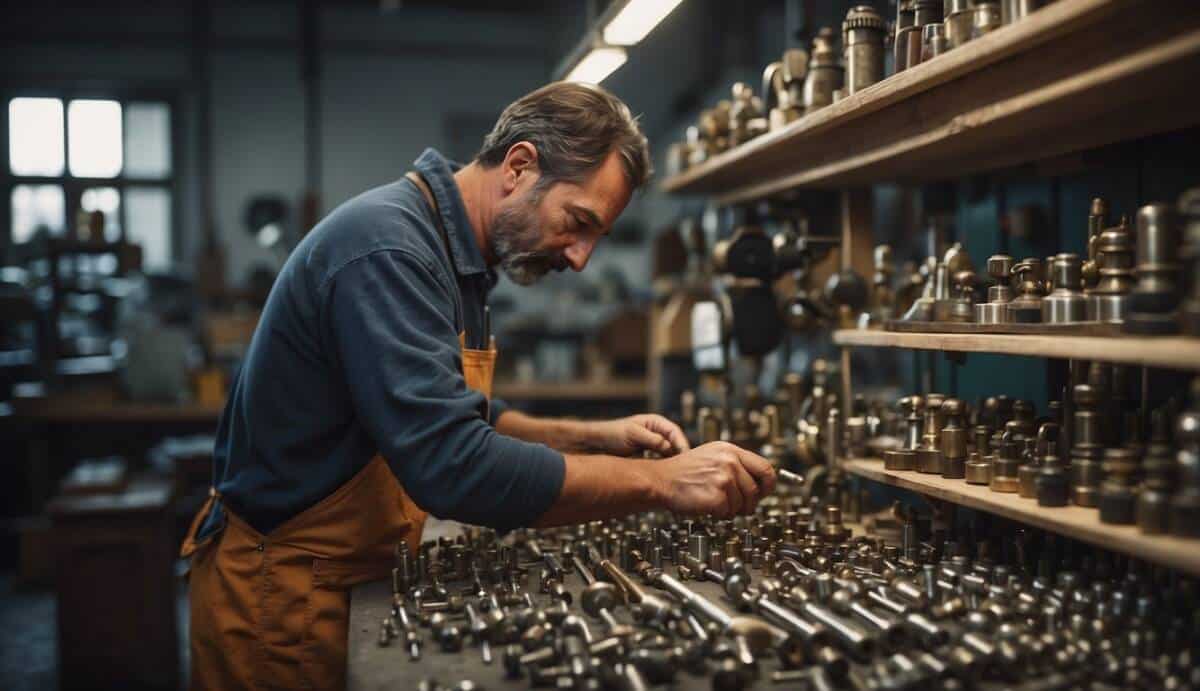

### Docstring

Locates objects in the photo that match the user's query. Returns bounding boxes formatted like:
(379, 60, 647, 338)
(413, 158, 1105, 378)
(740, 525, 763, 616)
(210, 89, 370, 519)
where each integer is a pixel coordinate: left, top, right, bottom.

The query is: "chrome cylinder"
(843, 5, 887, 95)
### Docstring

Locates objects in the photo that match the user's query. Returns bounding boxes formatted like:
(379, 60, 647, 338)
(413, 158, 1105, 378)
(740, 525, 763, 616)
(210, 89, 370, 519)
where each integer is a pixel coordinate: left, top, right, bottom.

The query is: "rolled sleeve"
(325, 250, 564, 530)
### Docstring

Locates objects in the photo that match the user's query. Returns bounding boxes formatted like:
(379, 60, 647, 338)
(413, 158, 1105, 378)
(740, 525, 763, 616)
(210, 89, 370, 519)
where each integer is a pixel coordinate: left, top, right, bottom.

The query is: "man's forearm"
(495, 409, 593, 453)
(531, 454, 663, 527)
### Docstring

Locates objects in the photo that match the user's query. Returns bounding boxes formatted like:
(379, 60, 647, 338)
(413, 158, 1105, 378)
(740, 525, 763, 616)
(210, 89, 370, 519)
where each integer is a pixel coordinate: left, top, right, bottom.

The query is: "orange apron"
(181, 172, 497, 690)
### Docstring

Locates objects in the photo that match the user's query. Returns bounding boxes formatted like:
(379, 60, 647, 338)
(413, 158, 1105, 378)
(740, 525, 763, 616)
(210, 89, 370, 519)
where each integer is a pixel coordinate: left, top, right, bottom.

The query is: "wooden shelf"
(844, 457, 1200, 576)
(493, 378, 647, 401)
(660, 0, 1200, 205)
(833, 328, 1200, 371)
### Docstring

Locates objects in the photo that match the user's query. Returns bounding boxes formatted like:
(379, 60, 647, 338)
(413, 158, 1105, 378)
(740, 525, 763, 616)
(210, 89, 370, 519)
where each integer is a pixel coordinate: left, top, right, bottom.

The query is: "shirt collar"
(412, 147, 488, 276)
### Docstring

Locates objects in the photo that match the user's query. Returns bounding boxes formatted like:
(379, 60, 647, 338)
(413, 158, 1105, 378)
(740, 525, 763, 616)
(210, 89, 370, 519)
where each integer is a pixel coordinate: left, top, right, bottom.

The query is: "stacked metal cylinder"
(870, 374, 1200, 539)
(882, 191, 1200, 333)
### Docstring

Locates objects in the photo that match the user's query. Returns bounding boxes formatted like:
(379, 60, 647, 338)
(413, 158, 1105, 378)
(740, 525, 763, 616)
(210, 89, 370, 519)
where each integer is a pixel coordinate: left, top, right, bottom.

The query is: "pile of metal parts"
(880, 193, 1200, 336)
(666, 1, 1048, 177)
(868, 372, 1200, 539)
(376, 480, 1199, 690)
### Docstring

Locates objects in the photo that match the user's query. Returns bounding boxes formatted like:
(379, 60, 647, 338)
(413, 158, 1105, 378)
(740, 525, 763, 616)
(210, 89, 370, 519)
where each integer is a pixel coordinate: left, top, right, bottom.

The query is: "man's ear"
(501, 142, 539, 195)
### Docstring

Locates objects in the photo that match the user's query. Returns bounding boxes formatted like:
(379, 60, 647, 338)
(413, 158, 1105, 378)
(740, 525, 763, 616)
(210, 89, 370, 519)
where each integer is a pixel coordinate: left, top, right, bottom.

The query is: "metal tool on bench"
(804, 27, 842, 113)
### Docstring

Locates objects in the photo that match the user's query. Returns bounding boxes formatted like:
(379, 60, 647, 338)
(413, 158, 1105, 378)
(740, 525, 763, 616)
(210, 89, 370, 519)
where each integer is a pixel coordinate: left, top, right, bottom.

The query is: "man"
(182, 82, 774, 690)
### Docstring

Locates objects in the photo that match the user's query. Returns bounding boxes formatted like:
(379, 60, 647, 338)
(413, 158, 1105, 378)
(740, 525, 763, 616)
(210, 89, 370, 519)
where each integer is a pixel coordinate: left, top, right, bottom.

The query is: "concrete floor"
(0, 570, 190, 691)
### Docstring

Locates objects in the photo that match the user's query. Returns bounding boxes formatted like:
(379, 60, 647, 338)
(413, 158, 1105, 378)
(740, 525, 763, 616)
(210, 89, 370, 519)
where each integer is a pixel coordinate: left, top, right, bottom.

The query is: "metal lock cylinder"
(1170, 406, 1200, 538)
(884, 395, 922, 470)
(1098, 447, 1141, 525)
(940, 399, 968, 479)
(1019, 423, 1058, 499)
(804, 28, 843, 113)
(842, 5, 887, 95)
(1042, 253, 1087, 323)
(908, 0, 942, 68)
(1125, 203, 1183, 334)
(1007, 258, 1044, 323)
(1136, 410, 1174, 534)
(1181, 189, 1200, 336)
(1087, 217, 1135, 322)
(1070, 370, 1107, 508)
(916, 394, 945, 474)
(965, 425, 992, 485)
(989, 424, 1022, 493)
(921, 22, 948, 62)
(894, 2, 916, 72)
(1036, 439, 1069, 507)
(971, 0, 1002, 39)
(943, 0, 974, 49)
(975, 255, 1013, 324)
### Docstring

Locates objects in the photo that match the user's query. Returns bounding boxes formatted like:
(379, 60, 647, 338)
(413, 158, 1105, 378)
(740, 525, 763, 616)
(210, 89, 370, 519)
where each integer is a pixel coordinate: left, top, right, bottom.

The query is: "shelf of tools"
(657, 0, 1200, 574)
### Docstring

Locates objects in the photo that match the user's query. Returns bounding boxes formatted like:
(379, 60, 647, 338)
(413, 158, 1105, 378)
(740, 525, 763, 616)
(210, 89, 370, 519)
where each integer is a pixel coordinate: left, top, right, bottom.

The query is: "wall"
(0, 0, 554, 284)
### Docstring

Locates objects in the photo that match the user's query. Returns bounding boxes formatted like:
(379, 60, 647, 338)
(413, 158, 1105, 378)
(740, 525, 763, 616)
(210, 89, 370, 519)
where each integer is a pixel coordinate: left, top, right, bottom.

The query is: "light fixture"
(602, 0, 686, 46)
(564, 46, 628, 84)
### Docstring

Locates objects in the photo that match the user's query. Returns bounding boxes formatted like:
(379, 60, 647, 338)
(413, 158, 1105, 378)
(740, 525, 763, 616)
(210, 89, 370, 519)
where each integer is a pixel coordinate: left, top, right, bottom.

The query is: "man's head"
(473, 82, 652, 285)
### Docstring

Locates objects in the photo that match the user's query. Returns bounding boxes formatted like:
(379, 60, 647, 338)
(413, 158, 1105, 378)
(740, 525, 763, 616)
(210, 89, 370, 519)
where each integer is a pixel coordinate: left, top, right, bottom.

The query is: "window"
(4, 93, 176, 272)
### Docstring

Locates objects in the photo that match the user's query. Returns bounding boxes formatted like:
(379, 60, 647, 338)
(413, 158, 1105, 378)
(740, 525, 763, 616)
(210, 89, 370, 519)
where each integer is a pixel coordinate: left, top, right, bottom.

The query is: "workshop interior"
(3, 0, 1200, 689)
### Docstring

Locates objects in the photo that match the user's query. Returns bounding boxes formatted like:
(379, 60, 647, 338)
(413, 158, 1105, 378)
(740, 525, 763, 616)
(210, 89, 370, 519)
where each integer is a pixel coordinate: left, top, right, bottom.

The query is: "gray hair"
(475, 82, 652, 192)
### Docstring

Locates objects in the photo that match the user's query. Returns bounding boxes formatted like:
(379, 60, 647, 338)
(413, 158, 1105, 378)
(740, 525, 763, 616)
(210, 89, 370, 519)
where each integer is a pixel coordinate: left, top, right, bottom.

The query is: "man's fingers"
(643, 415, 690, 453)
(629, 424, 672, 455)
(733, 447, 777, 495)
(728, 459, 760, 514)
(720, 454, 746, 516)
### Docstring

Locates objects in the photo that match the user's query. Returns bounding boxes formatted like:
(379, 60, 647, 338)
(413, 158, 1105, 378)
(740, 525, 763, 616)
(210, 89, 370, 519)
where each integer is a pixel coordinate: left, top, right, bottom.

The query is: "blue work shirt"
(198, 148, 565, 539)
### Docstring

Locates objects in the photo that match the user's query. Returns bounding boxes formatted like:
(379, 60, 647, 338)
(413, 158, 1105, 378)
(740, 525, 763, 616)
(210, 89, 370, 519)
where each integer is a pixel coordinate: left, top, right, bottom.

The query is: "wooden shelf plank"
(659, 0, 1200, 204)
(493, 378, 647, 401)
(844, 457, 1200, 576)
(833, 329, 1200, 371)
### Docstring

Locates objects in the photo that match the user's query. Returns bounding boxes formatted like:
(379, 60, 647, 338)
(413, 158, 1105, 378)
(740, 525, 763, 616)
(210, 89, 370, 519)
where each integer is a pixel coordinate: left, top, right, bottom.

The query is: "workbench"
(347, 553, 770, 691)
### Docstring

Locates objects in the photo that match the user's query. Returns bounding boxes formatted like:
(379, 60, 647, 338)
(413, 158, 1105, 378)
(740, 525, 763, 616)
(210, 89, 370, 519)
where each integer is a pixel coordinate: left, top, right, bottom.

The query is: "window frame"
(1, 85, 184, 270)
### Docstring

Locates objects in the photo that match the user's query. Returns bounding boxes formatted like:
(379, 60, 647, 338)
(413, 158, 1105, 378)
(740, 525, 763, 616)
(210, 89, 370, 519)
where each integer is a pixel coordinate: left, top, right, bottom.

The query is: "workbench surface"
(348, 566, 747, 690)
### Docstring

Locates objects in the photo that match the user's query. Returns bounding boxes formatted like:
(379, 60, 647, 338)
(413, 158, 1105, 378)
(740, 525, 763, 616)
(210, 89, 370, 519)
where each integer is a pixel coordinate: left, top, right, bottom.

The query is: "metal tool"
(762, 49, 808, 131)
(944, 0, 974, 49)
(989, 424, 1022, 493)
(907, 0, 942, 69)
(1137, 410, 1174, 534)
(915, 394, 945, 474)
(1070, 366, 1106, 507)
(1087, 217, 1135, 322)
(884, 396, 922, 471)
(1007, 258, 1044, 323)
(804, 27, 842, 113)
(1042, 253, 1087, 323)
(894, 2, 916, 72)
(971, 0, 1002, 38)
(1170, 399, 1200, 538)
(965, 425, 992, 485)
(1098, 446, 1140, 525)
(1001, 0, 1042, 24)
(975, 255, 1014, 324)
(921, 22, 948, 61)
(843, 5, 887, 95)
(940, 399, 968, 479)
(1125, 203, 1183, 334)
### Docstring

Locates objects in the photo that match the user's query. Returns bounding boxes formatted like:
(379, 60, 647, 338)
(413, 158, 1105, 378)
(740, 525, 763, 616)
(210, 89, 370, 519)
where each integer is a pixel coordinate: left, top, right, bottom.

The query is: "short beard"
(491, 192, 564, 286)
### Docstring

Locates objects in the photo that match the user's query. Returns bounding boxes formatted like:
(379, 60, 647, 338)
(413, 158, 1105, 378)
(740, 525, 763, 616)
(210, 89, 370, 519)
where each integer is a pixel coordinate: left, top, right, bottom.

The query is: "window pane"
(11, 185, 65, 243)
(68, 99, 122, 178)
(124, 102, 171, 178)
(80, 187, 122, 242)
(126, 186, 171, 271)
(9, 97, 65, 176)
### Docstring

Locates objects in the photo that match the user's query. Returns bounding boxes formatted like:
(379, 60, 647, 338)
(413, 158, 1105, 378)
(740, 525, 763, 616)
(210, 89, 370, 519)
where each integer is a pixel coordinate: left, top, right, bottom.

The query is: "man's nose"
(563, 238, 596, 272)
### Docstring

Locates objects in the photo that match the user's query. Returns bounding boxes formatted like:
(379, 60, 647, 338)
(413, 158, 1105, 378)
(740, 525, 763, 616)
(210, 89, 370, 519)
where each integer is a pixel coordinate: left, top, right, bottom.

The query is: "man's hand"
(648, 442, 776, 518)
(588, 414, 691, 457)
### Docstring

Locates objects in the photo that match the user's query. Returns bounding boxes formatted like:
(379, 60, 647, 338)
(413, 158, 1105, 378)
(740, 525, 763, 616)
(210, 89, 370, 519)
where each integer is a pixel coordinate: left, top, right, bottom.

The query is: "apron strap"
(405, 170, 467, 337)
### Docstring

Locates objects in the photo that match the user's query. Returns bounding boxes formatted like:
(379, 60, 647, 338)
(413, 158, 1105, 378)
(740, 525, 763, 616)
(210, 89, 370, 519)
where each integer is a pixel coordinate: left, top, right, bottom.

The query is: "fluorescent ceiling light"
(603, 0, 685, 45)
(564, 46, 627, 84)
